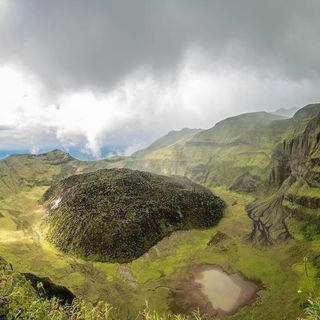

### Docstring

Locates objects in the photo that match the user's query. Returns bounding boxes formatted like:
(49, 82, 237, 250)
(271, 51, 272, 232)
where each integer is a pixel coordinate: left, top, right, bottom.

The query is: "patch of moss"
(43, 168, 225, 263)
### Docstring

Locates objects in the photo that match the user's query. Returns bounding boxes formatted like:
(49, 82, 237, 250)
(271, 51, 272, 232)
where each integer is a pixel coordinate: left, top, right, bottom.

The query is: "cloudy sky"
(0, 0, 320, 158)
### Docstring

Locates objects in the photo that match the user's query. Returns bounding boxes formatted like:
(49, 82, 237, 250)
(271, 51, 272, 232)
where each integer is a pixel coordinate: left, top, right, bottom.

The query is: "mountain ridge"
(0, 103, 319, 250)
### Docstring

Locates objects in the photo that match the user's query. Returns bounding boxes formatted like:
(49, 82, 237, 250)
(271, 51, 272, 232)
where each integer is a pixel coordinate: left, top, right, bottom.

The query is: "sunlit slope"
(124, 104, 320, 191)
(0, 150, 76, 198)
(0, 149, 119, 199)
(0, 106, 319, 319)
(190, 111, 283, 144)
(121, 104, 320, 247)
(124, 112, 286, 187)
(123, 128, 201, 176)
(0, 103, 318, 253)
(181, 111, 287, 187)
(133, 128, 202, 158)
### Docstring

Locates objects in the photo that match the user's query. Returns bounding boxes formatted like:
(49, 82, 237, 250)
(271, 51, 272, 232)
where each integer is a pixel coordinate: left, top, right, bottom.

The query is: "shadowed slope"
(247, 110, 320, 245)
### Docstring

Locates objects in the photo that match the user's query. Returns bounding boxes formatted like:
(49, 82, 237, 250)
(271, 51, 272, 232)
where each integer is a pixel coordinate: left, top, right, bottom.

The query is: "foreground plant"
(1, 260, 208, 320)
(299, 296, 320, 320)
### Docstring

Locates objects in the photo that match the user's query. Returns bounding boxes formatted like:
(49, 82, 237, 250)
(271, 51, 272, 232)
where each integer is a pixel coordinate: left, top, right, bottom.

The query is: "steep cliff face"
(247, 112, 320, 245)
(230, 172, 262, 193)
(282, 114, 320, 226)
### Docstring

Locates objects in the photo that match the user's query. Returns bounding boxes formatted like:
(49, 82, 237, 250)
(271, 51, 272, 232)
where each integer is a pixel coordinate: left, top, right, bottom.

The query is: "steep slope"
(0, 104, 318, 252)
(0, 257, 75, 306)
(0, 257, 121, 319)
(247, 110, 320, 245)
(190, 111, 284, 145)
(0, 149, 120, 198)
(123, 128, 202, 177)
(43, 168, 225, 262)
(0, 150, 76, 198)
(123, 104, 320, 191)
(116, 103, 320, 247)
(132, 128, 201, 158)
(123, 111, 288, 188)
(272, 107, 300, 118)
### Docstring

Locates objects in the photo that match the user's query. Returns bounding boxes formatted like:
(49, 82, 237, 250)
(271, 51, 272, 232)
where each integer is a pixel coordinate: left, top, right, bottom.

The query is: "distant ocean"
(0, 150, 31, 159)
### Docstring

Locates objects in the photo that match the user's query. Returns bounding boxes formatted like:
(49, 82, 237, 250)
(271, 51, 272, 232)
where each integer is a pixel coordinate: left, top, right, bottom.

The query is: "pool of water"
(170, 264, 261, 316)
(195, 267, 258, 314)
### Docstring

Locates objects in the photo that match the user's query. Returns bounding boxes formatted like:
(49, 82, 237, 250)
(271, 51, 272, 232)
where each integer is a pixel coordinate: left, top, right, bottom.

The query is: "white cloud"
(0, 48, 319, 158)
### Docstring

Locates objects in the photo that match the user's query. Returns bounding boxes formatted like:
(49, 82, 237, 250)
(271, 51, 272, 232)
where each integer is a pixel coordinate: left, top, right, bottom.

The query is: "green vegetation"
(122, 104, 320, 191)
(122, 111, 287, 186)
(1, 251, 318, 320)
(0, 257, 112, 320)
(246, 110, 320, 244)
(132, 128, 202, 158)
(0, 186, 319, 319)
(0, 103, 319, 319)
(116, 103, 320, 249)
(0, 149, 128, 200)
(299, 296, 320, 320)
(0, 258, 211, 319)
(43, 168, 225, 262)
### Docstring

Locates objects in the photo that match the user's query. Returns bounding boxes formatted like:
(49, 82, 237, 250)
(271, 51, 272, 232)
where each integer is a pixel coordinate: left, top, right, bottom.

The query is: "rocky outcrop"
(185, 164, 209, 183)
(246, 177, 294, 246)
(230, 172, 262, 193)
(207, 231, 230, 246)
(247, 112, 320, 245)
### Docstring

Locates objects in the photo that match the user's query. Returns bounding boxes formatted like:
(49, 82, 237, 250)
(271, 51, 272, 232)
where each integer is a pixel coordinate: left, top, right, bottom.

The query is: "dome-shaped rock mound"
(43, 168, 225, 262)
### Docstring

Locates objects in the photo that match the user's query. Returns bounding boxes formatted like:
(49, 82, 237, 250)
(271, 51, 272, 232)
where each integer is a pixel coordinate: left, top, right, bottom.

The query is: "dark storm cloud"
(1, 0, 320, 93)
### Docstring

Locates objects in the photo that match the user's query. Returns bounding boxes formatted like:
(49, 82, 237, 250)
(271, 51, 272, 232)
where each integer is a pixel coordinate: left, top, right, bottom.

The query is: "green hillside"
(190, 111, 284, 145)
(43, 168, 225, 262)
(123, 104, 320, 190)
(120, 103, 320, 248)
(0, 103, 319, 319)
(0, 149, 123, 199)
(132, 128, 202, 158)
(272, 107, 300, 118)
(122, 111, 287, 187)
(0, 150, 73, 198)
